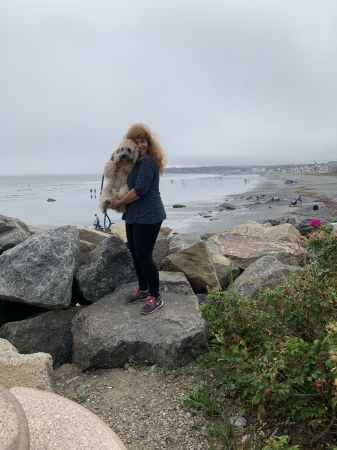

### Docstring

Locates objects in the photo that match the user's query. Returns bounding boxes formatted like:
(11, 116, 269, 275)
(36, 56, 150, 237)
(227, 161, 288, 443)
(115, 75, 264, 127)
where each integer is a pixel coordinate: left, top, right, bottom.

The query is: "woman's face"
(135, 138, 149, 157)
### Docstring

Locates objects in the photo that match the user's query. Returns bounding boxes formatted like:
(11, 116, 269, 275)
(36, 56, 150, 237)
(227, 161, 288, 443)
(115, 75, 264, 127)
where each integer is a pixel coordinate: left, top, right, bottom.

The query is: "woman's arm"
(110, 188, 140, 210)
(109, 157, 155, 210)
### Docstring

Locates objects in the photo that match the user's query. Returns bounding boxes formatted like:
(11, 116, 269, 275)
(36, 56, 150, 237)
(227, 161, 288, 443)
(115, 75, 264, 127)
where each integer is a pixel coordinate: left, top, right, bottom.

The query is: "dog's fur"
(99, 138, 139, 213)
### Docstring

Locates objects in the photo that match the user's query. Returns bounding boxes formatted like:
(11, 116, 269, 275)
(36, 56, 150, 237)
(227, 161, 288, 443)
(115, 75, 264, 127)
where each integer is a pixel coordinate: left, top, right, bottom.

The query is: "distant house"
(328, 161, 337, 173)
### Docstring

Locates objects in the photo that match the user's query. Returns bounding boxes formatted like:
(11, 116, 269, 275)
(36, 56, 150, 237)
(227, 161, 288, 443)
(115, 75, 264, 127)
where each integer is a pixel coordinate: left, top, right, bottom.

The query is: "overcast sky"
(1, 0, 337, 175)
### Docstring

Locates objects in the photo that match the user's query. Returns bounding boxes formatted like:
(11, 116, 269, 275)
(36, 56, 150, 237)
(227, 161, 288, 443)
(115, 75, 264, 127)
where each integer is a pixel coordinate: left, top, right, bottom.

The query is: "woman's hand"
(110, 199, 123, 211)
(109, 189, 140, 212)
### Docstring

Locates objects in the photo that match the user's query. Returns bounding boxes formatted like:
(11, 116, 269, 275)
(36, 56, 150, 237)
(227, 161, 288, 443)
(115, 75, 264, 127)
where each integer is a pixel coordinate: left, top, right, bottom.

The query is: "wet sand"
(167, 173, 337, 242)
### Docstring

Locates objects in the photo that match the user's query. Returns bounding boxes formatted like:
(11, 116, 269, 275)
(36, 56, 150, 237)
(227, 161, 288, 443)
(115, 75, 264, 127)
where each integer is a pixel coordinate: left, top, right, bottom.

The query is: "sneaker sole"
(141, 300, 164, 315)
(125, 297, 148, 305)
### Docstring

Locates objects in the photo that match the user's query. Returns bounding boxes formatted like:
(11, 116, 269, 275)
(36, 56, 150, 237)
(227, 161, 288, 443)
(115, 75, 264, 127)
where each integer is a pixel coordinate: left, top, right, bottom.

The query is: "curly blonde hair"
(124, 123, 166, 174)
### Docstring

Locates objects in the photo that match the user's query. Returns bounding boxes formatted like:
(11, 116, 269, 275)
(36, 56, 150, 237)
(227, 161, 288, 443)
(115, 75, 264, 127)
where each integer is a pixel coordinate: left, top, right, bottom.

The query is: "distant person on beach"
(297, 196, 303, 206)
(94, 214, 102, 229)
(109, 123, 166, 315)
(313, 204, 319, 215)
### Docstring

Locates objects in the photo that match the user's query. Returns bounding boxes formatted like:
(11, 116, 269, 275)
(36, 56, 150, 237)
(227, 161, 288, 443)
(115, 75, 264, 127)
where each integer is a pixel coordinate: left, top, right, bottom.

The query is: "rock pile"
(0, 214, 308, 377)
(0, 212, 314, 450)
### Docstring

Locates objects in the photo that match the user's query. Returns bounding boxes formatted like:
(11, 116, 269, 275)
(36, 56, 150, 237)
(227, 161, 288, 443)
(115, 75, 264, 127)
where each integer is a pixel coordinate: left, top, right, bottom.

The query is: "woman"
(110, 123, 166, 315)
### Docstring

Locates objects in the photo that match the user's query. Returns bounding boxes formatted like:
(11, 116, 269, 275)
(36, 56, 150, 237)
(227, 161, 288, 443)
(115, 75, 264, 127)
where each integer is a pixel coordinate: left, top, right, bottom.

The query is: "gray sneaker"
(126, 288, 149, 304)
(141, 296, 163, 315)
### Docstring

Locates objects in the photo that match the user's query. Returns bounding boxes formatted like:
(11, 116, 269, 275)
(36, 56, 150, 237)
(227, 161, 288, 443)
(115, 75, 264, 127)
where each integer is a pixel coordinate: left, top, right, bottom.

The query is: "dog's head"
(111, 139, 139, 165)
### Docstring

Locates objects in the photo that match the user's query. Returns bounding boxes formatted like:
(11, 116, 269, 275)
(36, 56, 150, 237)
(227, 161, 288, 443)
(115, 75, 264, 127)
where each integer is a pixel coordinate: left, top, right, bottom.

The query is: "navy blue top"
(122, 156, 166, 224)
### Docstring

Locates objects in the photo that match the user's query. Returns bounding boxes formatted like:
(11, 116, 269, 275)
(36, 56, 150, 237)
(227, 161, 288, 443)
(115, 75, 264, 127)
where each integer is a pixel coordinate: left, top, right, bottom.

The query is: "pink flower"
(309, 219, 322, 228)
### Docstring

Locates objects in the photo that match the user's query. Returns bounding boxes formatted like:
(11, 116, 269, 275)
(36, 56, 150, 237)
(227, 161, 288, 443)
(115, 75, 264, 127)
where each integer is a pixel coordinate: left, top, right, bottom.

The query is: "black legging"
(125, 222, 162, 298)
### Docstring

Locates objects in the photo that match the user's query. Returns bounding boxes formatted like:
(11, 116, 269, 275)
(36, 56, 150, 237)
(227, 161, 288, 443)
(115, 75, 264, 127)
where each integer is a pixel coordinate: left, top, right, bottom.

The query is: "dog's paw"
(104, 200, 112, 208)
(100, 199, 111, 212)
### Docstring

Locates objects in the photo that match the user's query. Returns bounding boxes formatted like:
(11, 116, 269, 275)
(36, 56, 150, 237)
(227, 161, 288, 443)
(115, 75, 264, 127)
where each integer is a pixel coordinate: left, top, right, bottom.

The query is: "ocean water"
(0, 172, 259, 229)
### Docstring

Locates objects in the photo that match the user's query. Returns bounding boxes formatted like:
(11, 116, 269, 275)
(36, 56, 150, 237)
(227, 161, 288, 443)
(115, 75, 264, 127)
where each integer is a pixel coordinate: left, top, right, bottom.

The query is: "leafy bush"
(195, 228, 337, 447)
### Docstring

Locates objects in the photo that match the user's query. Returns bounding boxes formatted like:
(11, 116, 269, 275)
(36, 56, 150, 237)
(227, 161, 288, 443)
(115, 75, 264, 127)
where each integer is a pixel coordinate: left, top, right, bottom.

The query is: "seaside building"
(327, 161, 337, 173)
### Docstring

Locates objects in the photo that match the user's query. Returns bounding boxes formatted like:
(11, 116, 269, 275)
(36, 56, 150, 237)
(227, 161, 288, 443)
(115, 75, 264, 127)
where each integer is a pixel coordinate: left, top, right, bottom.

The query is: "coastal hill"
(165, 161, 332, 174)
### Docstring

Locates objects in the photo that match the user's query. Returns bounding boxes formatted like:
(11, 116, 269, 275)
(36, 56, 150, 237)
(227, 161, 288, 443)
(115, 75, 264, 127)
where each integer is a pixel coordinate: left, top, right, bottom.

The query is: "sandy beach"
(2, 172, 336, 242)
(168, 173, 337, 242)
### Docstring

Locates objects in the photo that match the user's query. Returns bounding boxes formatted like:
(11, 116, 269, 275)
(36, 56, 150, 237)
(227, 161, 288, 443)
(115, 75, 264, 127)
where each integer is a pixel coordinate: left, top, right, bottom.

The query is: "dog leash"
(100, 174, 112, 231)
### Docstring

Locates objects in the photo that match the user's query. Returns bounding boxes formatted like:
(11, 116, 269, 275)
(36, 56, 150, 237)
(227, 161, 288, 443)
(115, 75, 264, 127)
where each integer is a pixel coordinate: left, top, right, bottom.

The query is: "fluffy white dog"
(99, 138, 139, 213)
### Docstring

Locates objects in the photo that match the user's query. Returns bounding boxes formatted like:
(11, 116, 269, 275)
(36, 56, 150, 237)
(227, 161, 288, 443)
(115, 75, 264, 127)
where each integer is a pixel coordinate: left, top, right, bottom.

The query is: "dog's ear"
(110, 148, 119, 162)
(104, 160, 116, 178)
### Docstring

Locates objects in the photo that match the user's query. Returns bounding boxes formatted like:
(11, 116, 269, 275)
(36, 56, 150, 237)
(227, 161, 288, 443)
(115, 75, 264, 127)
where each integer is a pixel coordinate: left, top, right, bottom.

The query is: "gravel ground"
(52, 363, 212, 450)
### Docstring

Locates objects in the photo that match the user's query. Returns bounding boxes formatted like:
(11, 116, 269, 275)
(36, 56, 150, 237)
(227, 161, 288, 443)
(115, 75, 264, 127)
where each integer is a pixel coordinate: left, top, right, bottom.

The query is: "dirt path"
(52, 363, 211, 450)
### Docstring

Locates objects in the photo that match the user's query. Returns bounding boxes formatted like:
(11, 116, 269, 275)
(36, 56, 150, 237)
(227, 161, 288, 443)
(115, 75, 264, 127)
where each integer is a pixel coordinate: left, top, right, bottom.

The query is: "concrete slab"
(10, 387, 127, 450)
(0, 384, 29, 450)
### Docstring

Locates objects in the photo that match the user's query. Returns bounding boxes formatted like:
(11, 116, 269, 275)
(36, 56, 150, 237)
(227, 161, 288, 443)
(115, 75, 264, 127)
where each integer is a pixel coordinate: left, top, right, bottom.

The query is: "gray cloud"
(1, 0, 337, 174)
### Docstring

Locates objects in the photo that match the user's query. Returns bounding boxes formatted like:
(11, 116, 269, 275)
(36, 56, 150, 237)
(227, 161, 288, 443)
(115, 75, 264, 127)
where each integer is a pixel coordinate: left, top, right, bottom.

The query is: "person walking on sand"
(313, 204, 319, 215)
(109, 123, 166, 315)
(94, 214, 102, 229)
(297, 196, 303, 206)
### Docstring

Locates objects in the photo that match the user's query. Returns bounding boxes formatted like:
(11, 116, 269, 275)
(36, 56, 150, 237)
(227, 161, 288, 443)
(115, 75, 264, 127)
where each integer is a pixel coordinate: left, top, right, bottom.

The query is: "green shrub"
(193, 228, 337, 447)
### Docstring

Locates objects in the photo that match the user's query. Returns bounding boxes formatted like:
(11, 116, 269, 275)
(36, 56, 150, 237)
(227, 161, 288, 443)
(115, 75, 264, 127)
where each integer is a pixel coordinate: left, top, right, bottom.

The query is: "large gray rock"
(233, 255, 300, 301)
(35, 226, 110, 268)
(280, 212, 300, 228)
(76, 226, 108, 266)
(0, 307, 81, 368)
(75, 235, 136, 303)
(161, 241, 221, 292)
(168, 235, 190, 254)
(0, 226, 79, 309)
(229, 221, 307, 245)
(78, 240, 96, 266)
(217, 203, 236, 211)
(72, 272, 209, 369)
(153, 237, 171, 270)
(280, 214, 313, 237)
(76, 226, 109, 246)
(0, 215, 31, 255)
(206, 225, 306, 269)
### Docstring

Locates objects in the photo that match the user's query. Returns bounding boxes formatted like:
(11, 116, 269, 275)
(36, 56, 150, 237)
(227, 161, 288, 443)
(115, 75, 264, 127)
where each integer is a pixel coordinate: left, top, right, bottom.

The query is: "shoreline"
(19, 173, 337, 242)
(167, 173, 337, 242)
